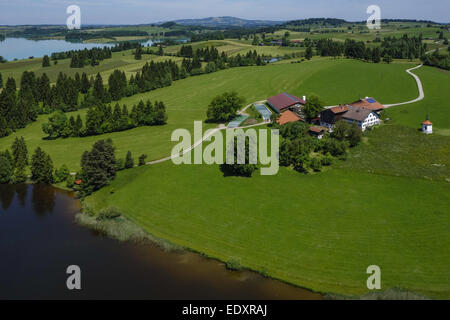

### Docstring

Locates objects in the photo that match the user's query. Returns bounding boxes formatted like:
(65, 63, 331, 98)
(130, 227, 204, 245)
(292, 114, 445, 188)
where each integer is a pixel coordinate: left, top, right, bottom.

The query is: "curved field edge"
(0, 58, 419, 171)
(84, 160, 450, 299)
(384, 66, 450, 134)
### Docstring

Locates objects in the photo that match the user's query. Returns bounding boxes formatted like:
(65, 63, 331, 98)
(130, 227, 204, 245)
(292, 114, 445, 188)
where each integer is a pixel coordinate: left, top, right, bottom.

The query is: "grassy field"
(0, 49, 182, 85)
(85, 142, 450, 299)
(1, 32, 449, 298)
(384, 66, 450, 134)
(0, 39, 305, 86)
(341, 125, 450, 181)
(0, 58, 419, 171)
(78, 59, 450, 299)
(81, 59, 449, 299)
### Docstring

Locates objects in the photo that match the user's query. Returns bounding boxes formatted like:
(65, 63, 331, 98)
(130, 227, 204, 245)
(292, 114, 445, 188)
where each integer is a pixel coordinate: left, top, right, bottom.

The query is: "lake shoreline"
(75, 193, 327, 299)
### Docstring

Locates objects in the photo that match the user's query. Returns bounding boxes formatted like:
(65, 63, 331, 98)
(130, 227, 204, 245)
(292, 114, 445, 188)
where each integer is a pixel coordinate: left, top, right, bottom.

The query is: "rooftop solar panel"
(282, 92, 299, 103)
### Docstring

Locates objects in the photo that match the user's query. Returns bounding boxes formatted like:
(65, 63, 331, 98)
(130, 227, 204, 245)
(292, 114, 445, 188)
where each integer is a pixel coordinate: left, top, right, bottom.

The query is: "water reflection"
(31, 184, 55, 216)
(0, 184, 15, 211)
(0, 184, 322, 300)
(15, 184, 28, 207)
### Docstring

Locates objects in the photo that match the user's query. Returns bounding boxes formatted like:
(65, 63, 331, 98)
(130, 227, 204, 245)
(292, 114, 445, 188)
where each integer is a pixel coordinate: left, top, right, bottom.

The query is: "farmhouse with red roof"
(320, 105, 380, 132)
(351, 97, 384, 113)
(267, 92, 306, 114)
(277, 110, 304, 125)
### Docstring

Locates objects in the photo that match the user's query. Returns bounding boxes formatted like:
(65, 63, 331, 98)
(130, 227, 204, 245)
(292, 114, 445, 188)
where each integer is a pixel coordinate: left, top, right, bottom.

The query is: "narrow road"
(146, 63, 426, 167)
(146, 103, 270, 166)
(323, 64, 425, 109)
(71, 64, 426, 174)
(384, 64, 424, 108)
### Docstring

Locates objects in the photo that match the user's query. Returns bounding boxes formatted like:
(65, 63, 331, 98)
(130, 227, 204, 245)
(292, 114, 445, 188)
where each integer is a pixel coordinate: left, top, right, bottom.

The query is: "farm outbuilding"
(267, 92, 306, 114)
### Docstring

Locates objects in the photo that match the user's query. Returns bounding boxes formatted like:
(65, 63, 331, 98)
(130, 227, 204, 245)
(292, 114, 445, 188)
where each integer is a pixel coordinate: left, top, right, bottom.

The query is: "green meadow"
(0, 58, 419, 170)
(1, 46, 449, 298)
(0, 49, 182, 85)
(85, 142, 450, 299)
(80, 59, 449, 299)
(384, 66, 450, 135)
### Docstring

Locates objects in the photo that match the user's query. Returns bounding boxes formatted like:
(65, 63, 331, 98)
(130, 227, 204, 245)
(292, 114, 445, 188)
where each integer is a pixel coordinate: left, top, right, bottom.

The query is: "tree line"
(0, 75, 38, 137)
(42, 99, 167, 139)
(49, 41, 142, 67)
(0, 136, 149, 199)
(0, 44, 267, 138)
(308, 34, 427, 64)
(421, 48, 450, 70)
(0, 137, 58, 184)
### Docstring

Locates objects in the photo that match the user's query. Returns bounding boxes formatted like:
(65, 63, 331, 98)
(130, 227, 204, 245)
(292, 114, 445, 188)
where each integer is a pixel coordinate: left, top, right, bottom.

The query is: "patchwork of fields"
(0, 58, 420, 170)
(80, 61, 449, 299)
(1, 45, 449, 298)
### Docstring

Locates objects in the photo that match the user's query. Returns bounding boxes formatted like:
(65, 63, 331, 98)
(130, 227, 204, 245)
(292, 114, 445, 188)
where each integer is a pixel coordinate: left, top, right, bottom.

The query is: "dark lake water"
(0, 38, 155, 61)
(0, 184, 321, 300)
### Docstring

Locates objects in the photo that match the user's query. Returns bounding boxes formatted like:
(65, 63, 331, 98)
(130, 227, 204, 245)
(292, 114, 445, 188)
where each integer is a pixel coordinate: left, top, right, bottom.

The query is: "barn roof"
(277, 110, 303, 125)
(351, 97, 384, 111)
(342, 106, 374, 122)
(267, 92, 306, 112)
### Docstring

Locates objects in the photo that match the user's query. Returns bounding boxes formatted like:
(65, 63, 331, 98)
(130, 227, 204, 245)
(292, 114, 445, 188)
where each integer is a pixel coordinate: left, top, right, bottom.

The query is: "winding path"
(384, 64, 424, 108)
(323, 64, 425, 109)
(71, 64, 425, 173)
(147, 64, 426, 166)
(146, 103, 270, 166)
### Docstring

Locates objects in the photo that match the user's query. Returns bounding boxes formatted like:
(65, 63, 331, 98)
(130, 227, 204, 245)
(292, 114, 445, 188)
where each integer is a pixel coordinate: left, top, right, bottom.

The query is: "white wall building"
(422, 120, 433, 134)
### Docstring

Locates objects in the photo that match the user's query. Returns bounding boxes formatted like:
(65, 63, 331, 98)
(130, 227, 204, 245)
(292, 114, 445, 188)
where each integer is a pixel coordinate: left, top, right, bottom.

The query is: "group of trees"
(76, 139, 148, 195)
(219, 136, 259, 178)
(0, 69, 98, 138)
(0, 137, 57, 184)
(42, 55, 51, 67)
(206, 92, 244, 123)
(421, 48, 450, 70)
(308, 34, 427, 64)
(179, 46, 266, 75)
(301, 95, 324, 121)
(42, 99, 167, 139)
(1, 43, 269, 139)
(381, 35, 426, 59)
(46, 41, 143, 67)
(0, 75, 38, 137)
(277, 120, 361, 173)
(78, 139, 116, 195)
(0, 137, 28, 183)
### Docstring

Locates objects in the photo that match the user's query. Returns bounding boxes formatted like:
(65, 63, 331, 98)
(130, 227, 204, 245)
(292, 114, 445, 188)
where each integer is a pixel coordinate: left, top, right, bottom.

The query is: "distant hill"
(170, 16, 283, 28)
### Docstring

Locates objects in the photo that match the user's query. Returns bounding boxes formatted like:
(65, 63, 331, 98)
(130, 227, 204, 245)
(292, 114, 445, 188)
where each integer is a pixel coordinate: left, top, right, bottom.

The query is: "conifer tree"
(42, 55, 51, 67)
(93, 73, 104, 101)
(80, 139, 116, 194)
(81, 72, 91, 94)
(125, 151, 134, 169)
(31, 147, 54, 184)
(0, 155, 13, 184)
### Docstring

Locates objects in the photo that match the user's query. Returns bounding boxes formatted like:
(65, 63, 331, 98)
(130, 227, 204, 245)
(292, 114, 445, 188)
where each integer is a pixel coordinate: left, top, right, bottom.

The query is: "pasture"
(0, 58, 419, 170)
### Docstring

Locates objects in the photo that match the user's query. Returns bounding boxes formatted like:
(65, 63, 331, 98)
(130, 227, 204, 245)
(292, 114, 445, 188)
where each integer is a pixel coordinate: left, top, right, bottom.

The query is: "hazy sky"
(0, 0, 449, 25)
